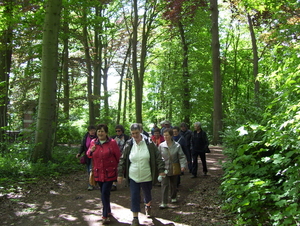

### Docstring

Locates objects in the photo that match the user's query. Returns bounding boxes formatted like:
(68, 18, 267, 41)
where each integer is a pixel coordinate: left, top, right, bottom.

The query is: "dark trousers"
(98, 181, 113, 218)
(86, 158, 93, 186)
(130, 179, 152, 212)
(191, 151, 207, 175)
(186, 149, 192, 172)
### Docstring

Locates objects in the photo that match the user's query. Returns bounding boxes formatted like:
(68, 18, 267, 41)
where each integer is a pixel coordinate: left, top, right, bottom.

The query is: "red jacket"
(151, 135, 165, 147)
(87, 137, 121, 182)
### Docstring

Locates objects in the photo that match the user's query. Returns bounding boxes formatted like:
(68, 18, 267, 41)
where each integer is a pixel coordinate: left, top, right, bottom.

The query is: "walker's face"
(173, 129, 179, 136)
(97, 128, 107, 140)
(89, 129, 96, 136)
(154, 132, 160, 138)
(163, 132, 172, 142)
(131, 129, 141, 141)
(180, 126, 186, 132)
(115, 129, 123, 135)
(194, 125, 200, 131)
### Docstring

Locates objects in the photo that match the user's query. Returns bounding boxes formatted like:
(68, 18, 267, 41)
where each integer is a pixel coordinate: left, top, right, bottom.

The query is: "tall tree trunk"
(131, 0, 143, 123)
(0, 1, 13, 144)
(93, 5, 102, 123)
(117, 43, 131, 125)
(210, 0, 222, 145)
(247, 14, 260, 101)
(178, 21, 191, 126)
(82, 10, 95, 126)
(62, 18, 69, 120)
(33, 0, 62, 163)
(102, 61, 109, 123)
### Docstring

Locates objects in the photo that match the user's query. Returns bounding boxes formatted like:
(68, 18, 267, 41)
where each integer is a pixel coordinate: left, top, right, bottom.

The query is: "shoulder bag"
(166, 147, 181, 175)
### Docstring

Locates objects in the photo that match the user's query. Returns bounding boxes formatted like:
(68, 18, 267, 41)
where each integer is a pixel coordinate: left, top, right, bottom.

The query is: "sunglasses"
(116, 130, 121, 132)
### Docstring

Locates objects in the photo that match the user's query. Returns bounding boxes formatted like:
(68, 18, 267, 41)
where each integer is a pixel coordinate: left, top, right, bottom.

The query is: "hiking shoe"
(131, 218, 140, 226)
(87, 185, 93, 191)
(102, 217, 110, 224)
(145, 205, 151, 218)
(159, 203, 168, 209)
(171, 199, 177, 203)
(111, 185, 117, 191)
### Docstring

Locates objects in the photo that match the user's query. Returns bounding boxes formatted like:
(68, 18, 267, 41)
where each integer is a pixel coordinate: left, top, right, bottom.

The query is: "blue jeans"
(86, 157, 92, 186)
(98, 181, 113, 218)
(129, 179, 152, 212)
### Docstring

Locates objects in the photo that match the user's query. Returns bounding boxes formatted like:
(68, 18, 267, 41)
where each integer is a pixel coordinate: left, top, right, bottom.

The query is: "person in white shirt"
(117, 123, 165, 226)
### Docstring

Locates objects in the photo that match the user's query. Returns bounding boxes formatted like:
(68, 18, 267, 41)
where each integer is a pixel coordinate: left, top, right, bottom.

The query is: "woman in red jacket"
(87, 124, 121, 224)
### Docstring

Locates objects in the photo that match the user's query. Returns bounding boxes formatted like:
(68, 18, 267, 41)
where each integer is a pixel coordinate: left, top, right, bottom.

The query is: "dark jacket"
(191, 130, 209, 152)
(78, 132, 97, 156)
(180, 129, 193, 151)
(118, 135, 165, 185)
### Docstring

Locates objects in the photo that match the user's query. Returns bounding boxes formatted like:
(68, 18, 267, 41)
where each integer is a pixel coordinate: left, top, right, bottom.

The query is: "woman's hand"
(90, 144, 96, 152)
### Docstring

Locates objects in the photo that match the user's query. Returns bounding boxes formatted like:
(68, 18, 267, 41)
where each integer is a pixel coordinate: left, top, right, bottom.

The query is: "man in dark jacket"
(190, 122, 209, 178)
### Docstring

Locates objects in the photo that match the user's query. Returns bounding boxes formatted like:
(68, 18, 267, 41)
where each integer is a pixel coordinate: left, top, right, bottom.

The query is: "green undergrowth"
(221, 122, 299, 225)
(0, 144, 82, 190)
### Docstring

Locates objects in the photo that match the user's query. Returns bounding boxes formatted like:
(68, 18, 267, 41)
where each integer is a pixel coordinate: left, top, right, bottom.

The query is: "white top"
(129, 137, 152, 183)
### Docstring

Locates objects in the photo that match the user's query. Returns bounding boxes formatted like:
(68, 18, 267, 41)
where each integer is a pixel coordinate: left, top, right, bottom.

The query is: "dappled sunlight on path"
(1, 145, 228, 226)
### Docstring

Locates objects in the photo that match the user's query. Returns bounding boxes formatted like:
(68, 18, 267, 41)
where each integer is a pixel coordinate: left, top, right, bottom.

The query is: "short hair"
(130, 123, 142, 132)
(194, 122, 202, 128)
(180, 122, 188, 128)
(96, 124, 108, 133)
(163, 128, 173, 136)
(87, 125, 96, 131)
(153, 128, 160, 133)
(172, 126, 180, 132)
(115, 124, 125, 133)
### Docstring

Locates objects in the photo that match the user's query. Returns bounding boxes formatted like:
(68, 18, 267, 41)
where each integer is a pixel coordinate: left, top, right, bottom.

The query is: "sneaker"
(145, 205, 151, 218)
(171, 199, 177, 203)
(131, 218, 140, 226)
(111, 185, 117, 191)
(102, 217, 110, 224)
(87, 185, 93, 191)
(159, 203, 168, 209)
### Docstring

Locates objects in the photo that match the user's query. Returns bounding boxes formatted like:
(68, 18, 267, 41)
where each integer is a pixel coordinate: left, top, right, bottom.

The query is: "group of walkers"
(76, 121, 209, 225)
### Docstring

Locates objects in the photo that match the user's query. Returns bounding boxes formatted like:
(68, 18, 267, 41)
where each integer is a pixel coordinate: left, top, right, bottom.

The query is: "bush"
(0, 144, 83, 188)
(221, 122, 299, 225)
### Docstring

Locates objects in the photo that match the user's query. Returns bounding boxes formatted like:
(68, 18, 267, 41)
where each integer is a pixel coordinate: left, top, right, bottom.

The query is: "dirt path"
(1, 146, 233, 226)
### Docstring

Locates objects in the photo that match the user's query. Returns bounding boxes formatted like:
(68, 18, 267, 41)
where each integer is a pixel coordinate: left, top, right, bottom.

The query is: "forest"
(0, 0, 299, 225)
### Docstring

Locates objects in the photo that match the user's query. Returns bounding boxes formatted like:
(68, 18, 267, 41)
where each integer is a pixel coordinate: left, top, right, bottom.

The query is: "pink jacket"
(87, 137, 121, 182)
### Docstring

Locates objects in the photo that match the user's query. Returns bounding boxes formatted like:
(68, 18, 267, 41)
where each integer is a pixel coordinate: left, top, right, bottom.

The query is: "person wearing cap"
(161, 120, 171, 135)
